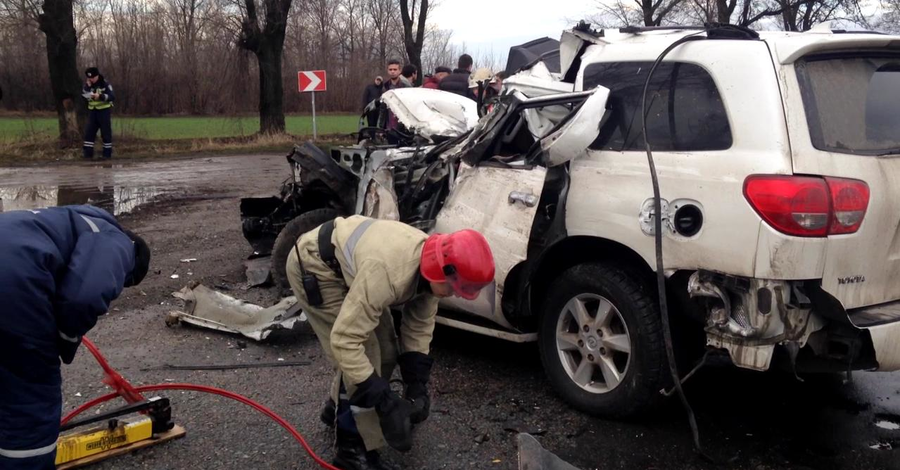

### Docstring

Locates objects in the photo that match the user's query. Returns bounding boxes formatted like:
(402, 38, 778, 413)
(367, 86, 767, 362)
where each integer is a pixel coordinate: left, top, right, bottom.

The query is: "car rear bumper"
(850, 299, 900, 371)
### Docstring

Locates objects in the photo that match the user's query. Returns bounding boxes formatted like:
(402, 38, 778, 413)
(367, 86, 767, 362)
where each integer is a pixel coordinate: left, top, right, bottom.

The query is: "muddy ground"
(2, 154, 900, 470)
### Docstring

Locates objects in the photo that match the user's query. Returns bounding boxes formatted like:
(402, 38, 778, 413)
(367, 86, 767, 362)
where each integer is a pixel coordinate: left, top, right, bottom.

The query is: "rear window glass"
(796, 55, 900, 156)
(583, 61, 732, 151)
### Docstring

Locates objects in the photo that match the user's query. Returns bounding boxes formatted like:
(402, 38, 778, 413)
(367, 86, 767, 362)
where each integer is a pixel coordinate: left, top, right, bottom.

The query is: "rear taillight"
(825, 177, 870, 234)
(743, 175, 870, 237)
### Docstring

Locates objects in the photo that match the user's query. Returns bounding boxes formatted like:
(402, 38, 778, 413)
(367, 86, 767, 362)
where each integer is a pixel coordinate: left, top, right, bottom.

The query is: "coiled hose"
(64, 338, 341, 470)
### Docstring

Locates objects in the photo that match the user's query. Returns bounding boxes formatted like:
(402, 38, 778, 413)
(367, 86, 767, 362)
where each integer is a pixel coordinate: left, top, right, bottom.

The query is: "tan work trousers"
(285, 233, 398, 451)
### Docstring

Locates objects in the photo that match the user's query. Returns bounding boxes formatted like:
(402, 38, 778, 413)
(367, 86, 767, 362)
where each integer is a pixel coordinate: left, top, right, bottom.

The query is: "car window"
(584, 61, 732, 151)
(795, 54, 900, 156)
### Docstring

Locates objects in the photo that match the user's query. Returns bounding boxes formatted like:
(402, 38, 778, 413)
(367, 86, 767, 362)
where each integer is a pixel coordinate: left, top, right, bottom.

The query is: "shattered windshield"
(796, 54, 900, 156)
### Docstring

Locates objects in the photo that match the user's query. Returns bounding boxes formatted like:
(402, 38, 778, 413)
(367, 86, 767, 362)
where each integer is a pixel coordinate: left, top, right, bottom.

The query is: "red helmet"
(420, 229, 495, 300)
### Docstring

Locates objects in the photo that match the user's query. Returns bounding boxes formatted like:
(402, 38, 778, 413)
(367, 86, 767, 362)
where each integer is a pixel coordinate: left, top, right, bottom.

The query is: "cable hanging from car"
(639, 30, 711, 461)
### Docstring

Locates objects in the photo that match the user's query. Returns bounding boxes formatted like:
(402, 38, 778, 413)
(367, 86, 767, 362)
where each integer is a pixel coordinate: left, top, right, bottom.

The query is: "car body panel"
(434, 164, 547, 329)
(567, 39, 793, 277)
(776, 52, 900, 310)
(541, 86, 610, 167)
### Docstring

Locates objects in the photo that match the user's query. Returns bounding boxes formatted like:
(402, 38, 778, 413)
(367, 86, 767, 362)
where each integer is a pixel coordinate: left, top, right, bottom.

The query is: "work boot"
(321, 398, 336, 427)
(333, 430, 394, 470)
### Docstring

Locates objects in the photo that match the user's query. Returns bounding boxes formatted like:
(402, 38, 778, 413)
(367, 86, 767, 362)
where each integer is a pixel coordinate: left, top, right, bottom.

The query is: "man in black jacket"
(361, 76, 383, 128)
(82, 67, 116, 159)
(438, 54, 474, 100)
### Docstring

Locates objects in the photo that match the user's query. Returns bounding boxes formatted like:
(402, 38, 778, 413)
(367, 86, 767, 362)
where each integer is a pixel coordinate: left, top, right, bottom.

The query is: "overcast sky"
(429, 0, 596, 66)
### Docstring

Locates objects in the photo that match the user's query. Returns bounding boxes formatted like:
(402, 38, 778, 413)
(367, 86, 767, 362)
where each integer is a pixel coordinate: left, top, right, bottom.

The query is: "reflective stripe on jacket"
(84, 78, 115, 110)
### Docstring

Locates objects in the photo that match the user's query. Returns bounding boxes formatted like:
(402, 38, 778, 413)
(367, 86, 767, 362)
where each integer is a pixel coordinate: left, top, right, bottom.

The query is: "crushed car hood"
(380, 88, 479, 140)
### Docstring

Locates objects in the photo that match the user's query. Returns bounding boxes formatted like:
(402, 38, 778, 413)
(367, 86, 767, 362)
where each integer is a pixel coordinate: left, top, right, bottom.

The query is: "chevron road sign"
(298, 70, 326, 92)
(298, 70, 327, 139)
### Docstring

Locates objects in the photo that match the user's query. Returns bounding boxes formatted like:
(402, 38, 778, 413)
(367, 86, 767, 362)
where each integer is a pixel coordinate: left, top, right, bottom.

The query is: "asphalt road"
(2, 155, 899, 470)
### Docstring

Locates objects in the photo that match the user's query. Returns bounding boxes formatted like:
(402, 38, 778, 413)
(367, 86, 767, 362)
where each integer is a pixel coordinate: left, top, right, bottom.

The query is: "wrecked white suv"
(243, 24, 900, 417)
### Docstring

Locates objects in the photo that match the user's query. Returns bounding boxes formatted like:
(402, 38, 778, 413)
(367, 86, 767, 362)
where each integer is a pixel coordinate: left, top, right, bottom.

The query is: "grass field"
(0, 114, 360, 142)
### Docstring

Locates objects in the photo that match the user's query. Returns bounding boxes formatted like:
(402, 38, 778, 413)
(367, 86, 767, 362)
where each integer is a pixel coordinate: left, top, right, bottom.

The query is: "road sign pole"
(311, 91, 317, 140)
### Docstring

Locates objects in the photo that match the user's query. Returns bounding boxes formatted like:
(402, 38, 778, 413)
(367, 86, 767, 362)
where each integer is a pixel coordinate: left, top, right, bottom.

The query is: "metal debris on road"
(517, 433, 581, 470)
(180, 258, 198, 263)
(244, 255, 272, 287)
(141, 361, 311, 371)
(170, 274, 180, 279)
(168, 284, 305, 340)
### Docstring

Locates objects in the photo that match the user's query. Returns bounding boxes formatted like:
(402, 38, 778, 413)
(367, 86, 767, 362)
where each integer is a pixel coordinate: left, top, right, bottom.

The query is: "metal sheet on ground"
(169, 285, 305, 341)
(517, 434, 581, 470)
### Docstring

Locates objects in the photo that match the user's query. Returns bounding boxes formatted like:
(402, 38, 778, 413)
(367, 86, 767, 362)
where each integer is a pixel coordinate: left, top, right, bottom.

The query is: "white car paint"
(380, 88, 479, 139)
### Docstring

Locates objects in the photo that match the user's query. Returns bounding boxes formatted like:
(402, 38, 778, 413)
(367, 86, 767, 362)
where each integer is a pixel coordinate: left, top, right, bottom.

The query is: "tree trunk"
(400, 0, 427, 87)
(39, 0, 86, 146)
(239, 0, 292, 135)
(256, 44, 285, 134)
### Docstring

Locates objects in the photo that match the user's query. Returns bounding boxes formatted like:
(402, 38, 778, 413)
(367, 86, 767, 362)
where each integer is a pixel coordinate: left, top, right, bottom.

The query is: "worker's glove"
(57, 334, 82, 365)
(350, 373, 414, 452)
(398, 352, 434, 425)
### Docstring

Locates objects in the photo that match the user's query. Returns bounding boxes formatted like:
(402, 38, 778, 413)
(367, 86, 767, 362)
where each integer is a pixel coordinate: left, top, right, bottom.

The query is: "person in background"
(362, 76, 384, 129)
(82, 67, 115, 160)
(468, 67, 494, 107)
(439, 54, 474, 99)
(383, 60, 408, 92)
(401, 64, 418, 87)
(482, 70, 506, 114)
(422, 66, 451, 90)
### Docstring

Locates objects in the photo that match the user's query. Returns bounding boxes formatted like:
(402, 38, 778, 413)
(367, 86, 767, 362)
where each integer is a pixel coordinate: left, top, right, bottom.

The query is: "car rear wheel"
(538, 262, 666, 418)
(271, 208, 338, 290)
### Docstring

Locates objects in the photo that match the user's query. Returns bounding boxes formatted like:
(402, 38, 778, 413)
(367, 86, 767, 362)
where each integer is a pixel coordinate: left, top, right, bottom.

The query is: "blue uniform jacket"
(0, 205, 135, 364)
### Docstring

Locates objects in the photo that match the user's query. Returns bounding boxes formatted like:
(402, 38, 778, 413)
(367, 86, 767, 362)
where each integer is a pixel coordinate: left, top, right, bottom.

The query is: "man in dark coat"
(439, 54, 475, 100)
(362, 76, 384, 128)
(422, 67, 451, 89)
(0, 205, 151, 470)
(82, 67, 116, 159)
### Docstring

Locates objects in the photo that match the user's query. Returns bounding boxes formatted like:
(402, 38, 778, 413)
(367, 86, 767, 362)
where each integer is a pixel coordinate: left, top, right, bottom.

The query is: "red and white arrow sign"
(298, 70, 327, 93)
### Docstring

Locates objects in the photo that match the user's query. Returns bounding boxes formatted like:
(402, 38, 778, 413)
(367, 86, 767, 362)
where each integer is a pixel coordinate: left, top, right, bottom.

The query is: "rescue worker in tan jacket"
(285, 215, 495, 470)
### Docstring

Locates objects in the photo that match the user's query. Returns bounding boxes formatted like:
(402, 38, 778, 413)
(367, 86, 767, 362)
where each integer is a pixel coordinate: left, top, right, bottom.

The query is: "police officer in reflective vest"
(82, 67, 116, 159)
(0, 205, 150, 469)
(286, 215, 495, 470)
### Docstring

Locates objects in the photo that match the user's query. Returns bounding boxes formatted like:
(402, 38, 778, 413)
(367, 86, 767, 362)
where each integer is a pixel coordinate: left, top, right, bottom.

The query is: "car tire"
(538, 262, 666, 418)
(270, 208, 338, 290)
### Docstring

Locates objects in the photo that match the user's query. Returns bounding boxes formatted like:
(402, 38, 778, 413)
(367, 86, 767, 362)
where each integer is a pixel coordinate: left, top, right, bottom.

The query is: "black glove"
(122, 229, 151, 287)
(350, 373, 414, 452)
(58, 334, 82, 365)
(398, 352, 434, 424)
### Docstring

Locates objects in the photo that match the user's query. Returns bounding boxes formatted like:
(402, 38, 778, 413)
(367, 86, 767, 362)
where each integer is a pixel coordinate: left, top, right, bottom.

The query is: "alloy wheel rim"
(555, 293, 632, 394)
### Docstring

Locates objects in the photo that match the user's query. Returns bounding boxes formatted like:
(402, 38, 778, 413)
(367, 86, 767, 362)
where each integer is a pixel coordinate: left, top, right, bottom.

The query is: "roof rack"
(829, 29, 887, 35)
(618, 26, 707, 34)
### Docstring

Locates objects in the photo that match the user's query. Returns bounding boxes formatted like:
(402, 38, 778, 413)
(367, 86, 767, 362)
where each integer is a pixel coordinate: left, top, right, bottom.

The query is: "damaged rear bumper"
(686, 270, 900, 373)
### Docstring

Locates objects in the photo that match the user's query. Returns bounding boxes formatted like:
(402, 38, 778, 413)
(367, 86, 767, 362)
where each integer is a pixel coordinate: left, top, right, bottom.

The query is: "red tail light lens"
(744, 175, 830, 237)
(826, 177, 870, 234)
(744, 175, 869, 237)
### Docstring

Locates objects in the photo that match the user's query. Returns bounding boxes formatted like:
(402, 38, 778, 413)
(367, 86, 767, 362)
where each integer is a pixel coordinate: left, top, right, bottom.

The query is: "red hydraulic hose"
(71, 339, 341, 470)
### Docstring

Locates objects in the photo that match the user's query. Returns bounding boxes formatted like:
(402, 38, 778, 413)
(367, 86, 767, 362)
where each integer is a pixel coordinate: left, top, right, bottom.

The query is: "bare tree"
(238, 0, 293, 134)
(399, 0, 426, 86)
(589, 0, 679, 28)
(36, 0, 86, 143)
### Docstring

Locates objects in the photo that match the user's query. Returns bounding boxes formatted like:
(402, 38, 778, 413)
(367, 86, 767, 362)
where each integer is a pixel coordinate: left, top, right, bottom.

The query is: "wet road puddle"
(0, 185, 166, 215)
(0, 154, 288, 214)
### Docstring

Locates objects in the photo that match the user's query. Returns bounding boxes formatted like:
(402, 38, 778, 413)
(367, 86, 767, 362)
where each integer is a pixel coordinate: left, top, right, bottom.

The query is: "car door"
(434, 87, 609, 330)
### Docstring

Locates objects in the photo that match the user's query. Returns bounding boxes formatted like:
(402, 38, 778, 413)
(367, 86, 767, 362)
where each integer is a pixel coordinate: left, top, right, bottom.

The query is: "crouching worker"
(0, 205, 151, 470)
(286, 215, 494, 470)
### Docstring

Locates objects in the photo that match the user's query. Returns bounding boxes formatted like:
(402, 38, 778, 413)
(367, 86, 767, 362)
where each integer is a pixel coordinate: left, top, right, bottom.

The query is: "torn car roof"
(380, 88, 479, 140)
